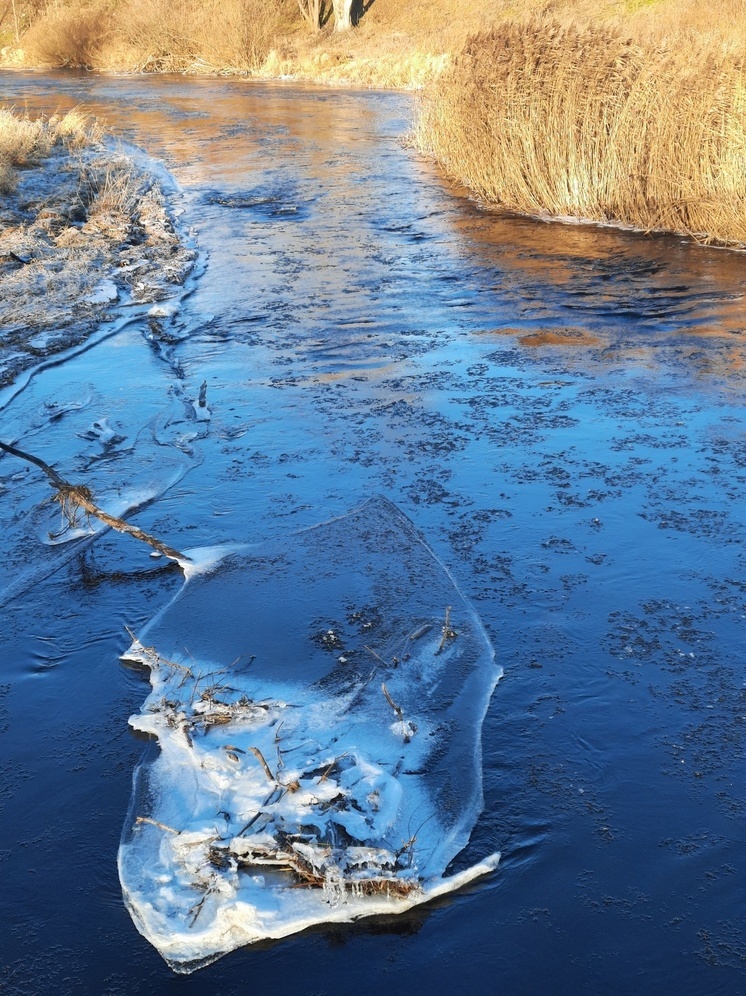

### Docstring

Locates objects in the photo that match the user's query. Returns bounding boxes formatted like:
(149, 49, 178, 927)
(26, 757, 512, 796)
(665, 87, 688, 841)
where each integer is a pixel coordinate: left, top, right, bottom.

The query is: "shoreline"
(0, 116, 196, 390)
(3, 1, 745, 248)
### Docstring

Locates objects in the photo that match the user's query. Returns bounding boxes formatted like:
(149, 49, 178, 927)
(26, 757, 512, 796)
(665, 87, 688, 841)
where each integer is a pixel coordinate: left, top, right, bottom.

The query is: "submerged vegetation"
(1, 1, 745, 244)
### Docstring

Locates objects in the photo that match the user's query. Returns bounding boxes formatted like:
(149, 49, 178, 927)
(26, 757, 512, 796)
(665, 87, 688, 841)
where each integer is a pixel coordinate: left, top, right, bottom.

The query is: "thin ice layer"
(119, 496, 501, 971)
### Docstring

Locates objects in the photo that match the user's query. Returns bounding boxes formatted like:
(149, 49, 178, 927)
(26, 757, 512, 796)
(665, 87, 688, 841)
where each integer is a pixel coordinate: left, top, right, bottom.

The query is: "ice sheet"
(119, 496, 501, 972)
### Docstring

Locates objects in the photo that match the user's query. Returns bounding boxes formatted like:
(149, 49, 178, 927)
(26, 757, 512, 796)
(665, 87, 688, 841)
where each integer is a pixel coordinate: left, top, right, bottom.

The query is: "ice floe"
(119, 496, 501, 971)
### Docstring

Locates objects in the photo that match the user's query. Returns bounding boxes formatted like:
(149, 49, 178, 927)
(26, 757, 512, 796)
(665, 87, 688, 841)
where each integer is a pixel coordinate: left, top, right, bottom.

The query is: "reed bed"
(415, 19, 746, 247)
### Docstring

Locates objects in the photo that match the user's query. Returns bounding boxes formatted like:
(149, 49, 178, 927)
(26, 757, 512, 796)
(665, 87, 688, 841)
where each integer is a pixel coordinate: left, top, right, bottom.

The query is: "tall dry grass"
(22, 0, 297, 71)
(22, 2, 112, 67)
(415, 17, 746, 246)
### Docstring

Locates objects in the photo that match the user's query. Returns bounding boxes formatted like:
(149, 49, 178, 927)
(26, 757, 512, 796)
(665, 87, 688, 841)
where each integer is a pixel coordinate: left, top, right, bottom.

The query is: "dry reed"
(21, 1, 112, 67)
(21, 0, 297, 72)
(415, 18, 746, 247)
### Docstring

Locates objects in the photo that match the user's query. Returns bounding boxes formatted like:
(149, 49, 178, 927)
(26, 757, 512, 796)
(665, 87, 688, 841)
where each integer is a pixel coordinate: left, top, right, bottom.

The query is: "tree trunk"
(333, 0, 354, 31)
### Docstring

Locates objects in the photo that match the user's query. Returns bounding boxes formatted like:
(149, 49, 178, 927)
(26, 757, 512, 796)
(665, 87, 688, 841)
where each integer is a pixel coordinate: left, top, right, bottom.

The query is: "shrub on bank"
(20, 0, 297, 72)
(415, 18, 746, 247)
(22, 2, 111, 68)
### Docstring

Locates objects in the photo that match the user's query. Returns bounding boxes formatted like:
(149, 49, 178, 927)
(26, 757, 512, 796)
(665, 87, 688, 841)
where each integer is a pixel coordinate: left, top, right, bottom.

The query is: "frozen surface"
(119, 496, 501, 971)
(3, 73, 746, 996)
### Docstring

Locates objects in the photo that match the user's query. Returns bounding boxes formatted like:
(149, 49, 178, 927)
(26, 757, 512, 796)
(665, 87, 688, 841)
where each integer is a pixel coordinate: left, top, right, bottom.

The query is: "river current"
(1, 72, 745, 993)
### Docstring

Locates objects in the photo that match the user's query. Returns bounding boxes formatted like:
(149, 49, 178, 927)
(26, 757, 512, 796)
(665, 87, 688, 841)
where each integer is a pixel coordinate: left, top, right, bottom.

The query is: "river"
(1, 72, 745, 994)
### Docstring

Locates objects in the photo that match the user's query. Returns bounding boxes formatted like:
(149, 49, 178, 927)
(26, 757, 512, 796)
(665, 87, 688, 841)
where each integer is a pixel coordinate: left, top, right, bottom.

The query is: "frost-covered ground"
(0, 131, 195, 387)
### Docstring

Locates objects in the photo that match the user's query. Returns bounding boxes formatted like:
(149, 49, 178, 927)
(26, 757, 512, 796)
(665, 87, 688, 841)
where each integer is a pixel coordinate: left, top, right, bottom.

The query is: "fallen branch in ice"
(248, 746, 276, 784)
(0, 439, 190, 565)
(436, 605, 457, 654)
(136, 816, 181, 834)
(381, 682, 404, 721)
(382, 681, 418, 742)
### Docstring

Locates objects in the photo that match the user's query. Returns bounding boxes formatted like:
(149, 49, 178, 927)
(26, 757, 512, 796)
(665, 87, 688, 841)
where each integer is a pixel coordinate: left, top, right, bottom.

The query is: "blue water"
(1, 72, 745, 994)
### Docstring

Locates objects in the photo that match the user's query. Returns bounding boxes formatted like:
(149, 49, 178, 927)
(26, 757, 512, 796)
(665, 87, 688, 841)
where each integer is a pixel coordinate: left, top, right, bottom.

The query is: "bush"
(23, 2, 111, 68)
(22, 0, 297, 72)
(415, 18, 746, 247)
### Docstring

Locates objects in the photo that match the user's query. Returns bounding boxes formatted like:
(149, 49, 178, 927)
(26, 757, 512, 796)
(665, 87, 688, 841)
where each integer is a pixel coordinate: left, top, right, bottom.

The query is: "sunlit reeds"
(415, 18, 746, 247)
(21, 0, 297, 72)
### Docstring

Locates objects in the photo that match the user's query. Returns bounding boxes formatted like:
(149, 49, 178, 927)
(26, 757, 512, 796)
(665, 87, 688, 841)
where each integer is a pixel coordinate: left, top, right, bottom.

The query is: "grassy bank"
(0, 107, 195, 386)
(3, 1, 745, 245)
(0, 105, 95, 192)
(416, 12, 746, 248)
(0, 0, 639, 84)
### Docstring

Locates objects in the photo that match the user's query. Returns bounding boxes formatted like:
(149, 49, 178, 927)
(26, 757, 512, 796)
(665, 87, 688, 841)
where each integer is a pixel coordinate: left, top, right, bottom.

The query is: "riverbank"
(2, 0, 745, 246)
(0, 109, 195, 387)
(2, 0, 734, 89)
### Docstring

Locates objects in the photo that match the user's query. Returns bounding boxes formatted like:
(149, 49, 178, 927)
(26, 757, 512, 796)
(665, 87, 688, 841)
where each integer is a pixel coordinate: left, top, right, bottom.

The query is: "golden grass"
(21, 0, 298, 72)
(21, 2, 112, 68)
(8, 0, 746, 81)
(415, 16, 746, 247)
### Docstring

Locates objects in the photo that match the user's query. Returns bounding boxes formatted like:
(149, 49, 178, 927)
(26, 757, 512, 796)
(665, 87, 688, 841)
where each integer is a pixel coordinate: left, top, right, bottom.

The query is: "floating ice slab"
(119, 497, 501, 972)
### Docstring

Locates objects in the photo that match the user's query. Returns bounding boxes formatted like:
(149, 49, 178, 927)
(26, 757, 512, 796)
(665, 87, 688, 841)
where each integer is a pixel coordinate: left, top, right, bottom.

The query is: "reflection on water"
(1, 70, 745, 994)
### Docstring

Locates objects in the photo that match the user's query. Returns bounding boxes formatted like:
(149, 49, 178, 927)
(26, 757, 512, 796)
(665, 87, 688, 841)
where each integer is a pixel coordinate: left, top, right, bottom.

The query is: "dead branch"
(124, 626, 194, 677)
(408, 623, 432, 641)
(0, 440, 190, 565)
(364, 644, 388, 666)
(187, 884, 214, 927)
(436, 605, 457, 654)
(318, 751, 348, 783)
(396, 834, 417, 858)
(236, 787, 282, 836)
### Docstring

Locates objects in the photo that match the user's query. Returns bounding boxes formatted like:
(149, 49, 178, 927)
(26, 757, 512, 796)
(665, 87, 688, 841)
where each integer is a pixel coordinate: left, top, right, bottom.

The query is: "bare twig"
(187, 884, 215, 927)
(236, 787, 282, 836)
(0, 440, 190, 564)
(381, 682, 403, 720)
(124, 626, 194, 677)
(436, 605, 457, 654)
(396, 835, 417, 861)
(364, 644, 388, 666)
(135, 816, 180, 834)
(318, 752, 348, 783)
(248, 746, 276, 783)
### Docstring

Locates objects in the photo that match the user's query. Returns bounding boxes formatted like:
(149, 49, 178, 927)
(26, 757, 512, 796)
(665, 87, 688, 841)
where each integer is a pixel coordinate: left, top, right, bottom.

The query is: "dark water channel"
(1, 72, 745, 993)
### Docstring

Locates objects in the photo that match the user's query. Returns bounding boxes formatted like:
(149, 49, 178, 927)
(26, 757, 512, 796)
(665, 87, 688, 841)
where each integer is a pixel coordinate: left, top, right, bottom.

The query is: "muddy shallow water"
(1, 72, 745, 993)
